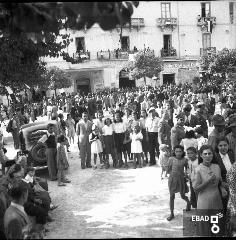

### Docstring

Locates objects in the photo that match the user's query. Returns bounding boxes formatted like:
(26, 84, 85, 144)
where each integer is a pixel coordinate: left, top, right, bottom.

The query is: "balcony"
(72, 51, 90, 63)
(97, 50, 129, 60)
(119, 18, 145, 29)
(200, 47, 216, 56)
(156, 18, 177, 31)
(161, 48, 177, 58)
(197, 16, 216, 32)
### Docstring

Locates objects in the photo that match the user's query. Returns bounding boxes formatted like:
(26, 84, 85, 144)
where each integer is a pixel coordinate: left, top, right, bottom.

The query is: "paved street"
(44, 145, 188, 238)
(1, 104, 221, 238)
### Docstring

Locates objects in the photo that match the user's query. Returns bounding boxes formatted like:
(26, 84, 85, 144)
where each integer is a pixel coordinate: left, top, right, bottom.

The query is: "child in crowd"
(195, 127, 208, 150)
(167, 145, 191, 221)
(57, 134, 71, 186)
(180, 130, 198, 152)
(89, 124, 103, 169)
(130, 124, 143, 168)
(102, 117, 116, 168)
(186, 147, 198, 209)
(159, 144, 170, 180)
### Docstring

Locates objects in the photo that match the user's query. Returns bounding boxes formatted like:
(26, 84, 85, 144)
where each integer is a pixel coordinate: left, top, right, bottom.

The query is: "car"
(19, 120, 59, 168)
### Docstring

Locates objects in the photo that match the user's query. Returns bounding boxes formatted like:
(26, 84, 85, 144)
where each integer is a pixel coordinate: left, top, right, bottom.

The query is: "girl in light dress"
(159, 144, 170, 179)
(66, 113, 75, 145)
(89, 124, 103, 169)
(130, 124, 143, 168)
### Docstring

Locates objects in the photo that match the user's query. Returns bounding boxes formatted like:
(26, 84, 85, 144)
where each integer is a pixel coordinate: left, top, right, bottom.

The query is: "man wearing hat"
(226, 114, 236, 161)
(195, 102, 208, 138)
(145, 107, 160, 166)
(208, 114, 226, 150)
(182, 104, 198, 128)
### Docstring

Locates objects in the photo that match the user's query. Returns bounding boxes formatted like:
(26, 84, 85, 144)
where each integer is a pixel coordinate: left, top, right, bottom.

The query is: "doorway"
(119, 69, 135, 89)
(76, 78, 90, 95)
(163, 74, 175, 85)
(163, 35, 172, 51)
(121, 36, 130, 51)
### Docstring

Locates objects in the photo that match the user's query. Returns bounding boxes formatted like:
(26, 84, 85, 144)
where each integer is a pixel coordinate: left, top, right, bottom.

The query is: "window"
(161, 3, 171, 18)
(76, 37, 85, 52)
(121, 36, 130, 51)
(202, 33, 211, 49)
(201, 2, 210, 17)
(163, 35, 172, 50)
(229, 2, 234, 24)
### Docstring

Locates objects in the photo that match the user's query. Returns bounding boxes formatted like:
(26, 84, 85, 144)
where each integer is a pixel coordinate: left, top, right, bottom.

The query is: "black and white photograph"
(0, 1, 236, 238)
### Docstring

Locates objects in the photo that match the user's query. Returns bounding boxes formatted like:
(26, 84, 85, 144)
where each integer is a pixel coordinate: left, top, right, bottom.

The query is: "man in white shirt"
(76, 112, 93, 169)
(145, 107, 160, 166)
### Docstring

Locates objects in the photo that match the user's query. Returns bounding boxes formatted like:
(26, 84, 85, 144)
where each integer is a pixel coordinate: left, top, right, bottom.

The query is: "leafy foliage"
(198, 48, 236, 79)
(128, 50, 164, 83)
(43, 67, 72, 95)
(0, 34, 73, 92)
(0, 2, 139, 39)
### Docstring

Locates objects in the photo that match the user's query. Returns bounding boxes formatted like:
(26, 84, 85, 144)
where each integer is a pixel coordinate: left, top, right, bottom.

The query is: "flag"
(207, 20, 213, 33)
(5, 86, 13, 94)
(24, 84, 30, 89)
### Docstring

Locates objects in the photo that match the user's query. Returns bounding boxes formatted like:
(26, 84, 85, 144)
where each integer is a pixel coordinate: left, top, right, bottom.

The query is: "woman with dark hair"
(166, 145, 191, 221)
(215, 137, 235, 214)
(113, 111, 126, 168)
(180, 130, 198, 152)
(193, 145, 225, 236)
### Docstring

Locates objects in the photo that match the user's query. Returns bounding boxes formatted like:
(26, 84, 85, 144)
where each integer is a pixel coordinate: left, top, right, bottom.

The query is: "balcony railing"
(156, 18, 177, 31)
(97, 50, 129, 60)
(72, 51, 90, 63)
(200, 47, 216, 56)
(119, 18, 145, 28)
(197, 16, 216, 27)
(161, 48, 177, 58)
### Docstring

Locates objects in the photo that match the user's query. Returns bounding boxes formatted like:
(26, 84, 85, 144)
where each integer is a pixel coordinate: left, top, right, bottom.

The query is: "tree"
(0, 2, 139, 40)
(198, 48, 236, 80)
(44, 67, 73, 96)
(0, 2, 139, 91)
(0, 33, 72, 92)
(128, 50, 164, 84)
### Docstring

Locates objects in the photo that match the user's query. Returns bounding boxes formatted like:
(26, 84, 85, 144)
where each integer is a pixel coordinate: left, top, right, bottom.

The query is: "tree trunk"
(54, 88, 57, 97)
(143, 76, 146, 85)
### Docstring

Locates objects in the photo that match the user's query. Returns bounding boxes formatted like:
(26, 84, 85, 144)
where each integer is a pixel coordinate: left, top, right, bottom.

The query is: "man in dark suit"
(182, 104, 198, 127)
(4, 181, 31, 239)
(226, 94, 236, 115)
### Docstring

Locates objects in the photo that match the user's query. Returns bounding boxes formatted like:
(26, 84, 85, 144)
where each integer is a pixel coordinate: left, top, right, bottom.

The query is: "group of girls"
(88, 110, 148, 169)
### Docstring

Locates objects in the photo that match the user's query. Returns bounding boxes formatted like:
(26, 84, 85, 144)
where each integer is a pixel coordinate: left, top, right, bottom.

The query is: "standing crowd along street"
(0, 80, 236, 238)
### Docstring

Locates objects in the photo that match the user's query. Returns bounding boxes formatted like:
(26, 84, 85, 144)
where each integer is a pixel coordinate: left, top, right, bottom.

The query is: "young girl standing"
(159, 144, 170, 179)
(57, 134, 71, 187)
(66, 113, 75, 145)
(102, 117, 116, 168)
(130, 124, 143, 168)
(167, 145, 191, 221)
(89, 124, 103, 169)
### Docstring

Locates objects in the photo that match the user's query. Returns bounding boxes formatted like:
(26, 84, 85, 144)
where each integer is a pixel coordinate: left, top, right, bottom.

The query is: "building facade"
(43, 1, 236, 95)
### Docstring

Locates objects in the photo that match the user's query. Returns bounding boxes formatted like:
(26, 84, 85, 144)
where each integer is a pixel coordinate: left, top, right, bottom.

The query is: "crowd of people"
(0, 79, 236, 238)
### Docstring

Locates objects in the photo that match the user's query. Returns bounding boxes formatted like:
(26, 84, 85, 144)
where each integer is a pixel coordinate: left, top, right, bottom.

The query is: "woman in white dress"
(130, 124, 143, 168)
(89, 124, 103, 169)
